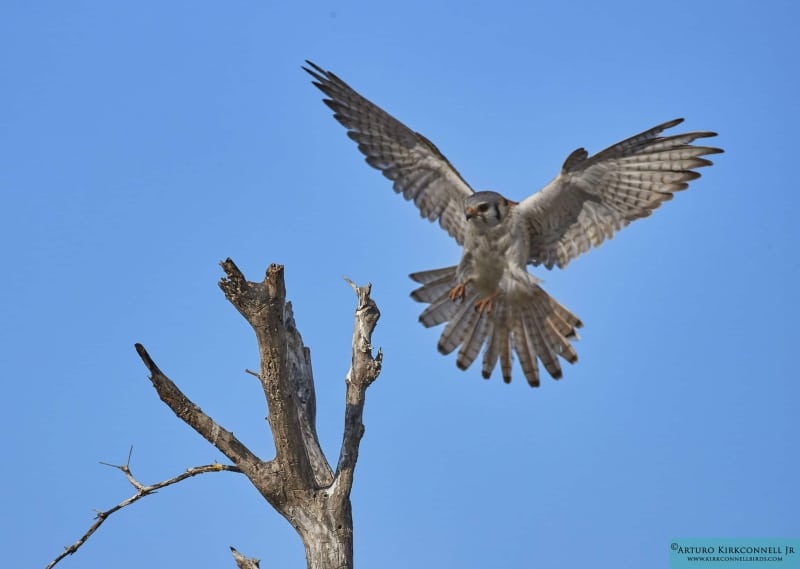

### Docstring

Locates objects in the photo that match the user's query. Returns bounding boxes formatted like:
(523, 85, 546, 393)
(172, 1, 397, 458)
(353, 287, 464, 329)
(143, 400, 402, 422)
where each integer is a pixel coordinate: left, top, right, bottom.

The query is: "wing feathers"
(305, 61, 474, 244)
(522, 118, 723, 269)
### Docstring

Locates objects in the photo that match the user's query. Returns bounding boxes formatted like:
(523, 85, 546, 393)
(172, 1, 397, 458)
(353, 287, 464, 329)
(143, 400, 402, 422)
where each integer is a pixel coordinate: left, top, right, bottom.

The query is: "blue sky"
(2, 1, 798, 568)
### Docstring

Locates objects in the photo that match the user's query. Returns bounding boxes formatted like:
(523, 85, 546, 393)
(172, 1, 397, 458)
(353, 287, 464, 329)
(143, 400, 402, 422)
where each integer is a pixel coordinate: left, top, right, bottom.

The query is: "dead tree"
(47, 260, 382, 569)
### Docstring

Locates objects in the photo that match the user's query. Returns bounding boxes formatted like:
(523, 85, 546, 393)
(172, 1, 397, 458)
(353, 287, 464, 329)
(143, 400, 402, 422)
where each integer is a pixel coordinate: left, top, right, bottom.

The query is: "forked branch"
(48, 261, 382, 569)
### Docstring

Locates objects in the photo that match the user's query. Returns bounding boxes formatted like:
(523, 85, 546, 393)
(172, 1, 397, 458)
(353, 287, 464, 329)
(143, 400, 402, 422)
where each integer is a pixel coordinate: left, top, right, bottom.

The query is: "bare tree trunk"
(134, 261, 382, 569)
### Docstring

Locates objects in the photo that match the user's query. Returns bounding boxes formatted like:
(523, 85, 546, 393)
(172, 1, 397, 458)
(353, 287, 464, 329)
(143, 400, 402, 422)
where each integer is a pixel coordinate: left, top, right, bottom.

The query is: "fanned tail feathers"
(409, 267, 583, 387)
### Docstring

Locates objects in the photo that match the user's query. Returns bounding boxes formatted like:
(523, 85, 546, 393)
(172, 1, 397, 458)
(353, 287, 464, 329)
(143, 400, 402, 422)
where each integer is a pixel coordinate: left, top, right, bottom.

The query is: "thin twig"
(46, 450, 241, 569)
(244, 368, 262, 379)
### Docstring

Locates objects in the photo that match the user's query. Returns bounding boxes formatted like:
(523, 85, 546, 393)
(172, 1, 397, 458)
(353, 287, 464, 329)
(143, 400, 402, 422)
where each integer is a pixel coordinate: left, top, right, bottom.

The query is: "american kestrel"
(305, 61, 722, 387)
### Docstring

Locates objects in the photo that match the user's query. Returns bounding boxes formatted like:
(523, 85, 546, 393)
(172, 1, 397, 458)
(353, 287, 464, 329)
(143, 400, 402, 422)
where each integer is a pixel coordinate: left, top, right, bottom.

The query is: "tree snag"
(47, 260, 382, 569)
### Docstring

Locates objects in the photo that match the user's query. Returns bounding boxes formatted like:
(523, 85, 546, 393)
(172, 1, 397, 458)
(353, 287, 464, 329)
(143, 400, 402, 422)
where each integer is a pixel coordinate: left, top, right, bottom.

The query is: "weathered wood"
(230, 546, 261, 569)
(133, 260, 382, 569)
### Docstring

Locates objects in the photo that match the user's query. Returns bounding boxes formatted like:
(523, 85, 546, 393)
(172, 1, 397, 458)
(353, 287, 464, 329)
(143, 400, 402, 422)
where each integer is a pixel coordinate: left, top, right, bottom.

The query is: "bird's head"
(464, 191, 516, 231)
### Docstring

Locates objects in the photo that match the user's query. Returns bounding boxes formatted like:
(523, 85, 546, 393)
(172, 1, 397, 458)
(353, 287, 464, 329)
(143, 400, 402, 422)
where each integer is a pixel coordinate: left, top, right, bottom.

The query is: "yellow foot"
(448, 283, 467, 302)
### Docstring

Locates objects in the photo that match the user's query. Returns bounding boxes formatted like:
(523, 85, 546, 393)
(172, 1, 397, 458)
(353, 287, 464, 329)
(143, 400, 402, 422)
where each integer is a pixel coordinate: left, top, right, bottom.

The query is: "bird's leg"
(448, 282, 468, 303)
(474, 292, 500, 314)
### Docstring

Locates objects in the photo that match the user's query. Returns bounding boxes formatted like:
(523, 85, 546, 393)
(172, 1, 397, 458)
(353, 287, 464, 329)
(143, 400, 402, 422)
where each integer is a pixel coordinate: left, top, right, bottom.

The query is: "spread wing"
(517, 118, 723, 269)
(304, 61, 475, 245)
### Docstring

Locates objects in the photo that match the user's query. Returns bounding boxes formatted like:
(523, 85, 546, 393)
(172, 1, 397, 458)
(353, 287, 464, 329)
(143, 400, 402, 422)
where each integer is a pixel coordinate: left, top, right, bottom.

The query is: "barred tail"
(409, 267, 583, 387)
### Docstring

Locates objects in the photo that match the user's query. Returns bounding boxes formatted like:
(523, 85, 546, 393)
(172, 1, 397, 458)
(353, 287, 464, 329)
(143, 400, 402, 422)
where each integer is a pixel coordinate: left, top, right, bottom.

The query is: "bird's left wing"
(516, 119, 723, 269)
(304, 61, 475, 245)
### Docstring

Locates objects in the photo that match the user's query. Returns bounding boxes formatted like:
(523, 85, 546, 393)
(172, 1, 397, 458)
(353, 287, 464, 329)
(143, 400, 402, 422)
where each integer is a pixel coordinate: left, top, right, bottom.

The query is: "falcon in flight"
(304, 61, 722, 387)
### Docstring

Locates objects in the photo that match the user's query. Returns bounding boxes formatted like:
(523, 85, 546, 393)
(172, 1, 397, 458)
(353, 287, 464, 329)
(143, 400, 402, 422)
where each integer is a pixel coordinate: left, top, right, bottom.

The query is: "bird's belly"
(463, 231, 536, 298)
(472, 256, 505, 294)
(466, 233, 515, 294)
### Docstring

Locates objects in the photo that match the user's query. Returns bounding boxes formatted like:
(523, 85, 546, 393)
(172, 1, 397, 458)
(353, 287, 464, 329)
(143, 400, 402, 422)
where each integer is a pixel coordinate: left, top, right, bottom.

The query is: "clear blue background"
(2, 1, 798, 568)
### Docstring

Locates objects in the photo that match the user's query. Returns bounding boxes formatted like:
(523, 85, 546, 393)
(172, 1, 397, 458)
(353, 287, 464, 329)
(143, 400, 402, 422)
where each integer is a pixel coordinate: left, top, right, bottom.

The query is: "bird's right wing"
(304, 61, 475, 245)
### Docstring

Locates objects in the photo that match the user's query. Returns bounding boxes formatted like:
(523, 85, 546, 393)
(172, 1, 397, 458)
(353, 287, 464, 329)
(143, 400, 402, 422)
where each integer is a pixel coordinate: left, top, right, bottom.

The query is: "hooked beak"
(465, 206, 477, 220)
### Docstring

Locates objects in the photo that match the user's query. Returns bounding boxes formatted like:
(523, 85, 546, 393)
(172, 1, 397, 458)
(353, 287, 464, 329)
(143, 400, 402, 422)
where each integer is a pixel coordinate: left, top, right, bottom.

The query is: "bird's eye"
(477, 203, 490, 213)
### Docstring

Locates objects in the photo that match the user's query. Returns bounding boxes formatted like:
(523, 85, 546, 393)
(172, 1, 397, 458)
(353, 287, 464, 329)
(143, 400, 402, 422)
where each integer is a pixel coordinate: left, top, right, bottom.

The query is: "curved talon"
(474, 293, 499, 314)
(448, 283, 467, 302)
